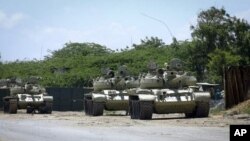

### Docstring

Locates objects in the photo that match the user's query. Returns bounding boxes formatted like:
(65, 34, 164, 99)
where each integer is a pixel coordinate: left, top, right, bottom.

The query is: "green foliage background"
(0, 7, 249, 87)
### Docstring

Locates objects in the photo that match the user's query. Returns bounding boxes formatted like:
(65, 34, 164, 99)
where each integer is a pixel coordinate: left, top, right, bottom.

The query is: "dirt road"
(0, 111, 249, 141)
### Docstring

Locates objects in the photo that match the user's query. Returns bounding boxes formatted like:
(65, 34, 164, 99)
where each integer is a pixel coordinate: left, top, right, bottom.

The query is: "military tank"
(2, 77, 53, 114)
(84, 65, 139, 116)
(128, 58, 210, 120)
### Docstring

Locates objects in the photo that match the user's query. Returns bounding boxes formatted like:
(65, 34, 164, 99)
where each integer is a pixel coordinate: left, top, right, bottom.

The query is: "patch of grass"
(210, 108, 224, 115)
(242, 106, 250, 114)
(225, 99, 250, 115)
(210, 99, 250, 116)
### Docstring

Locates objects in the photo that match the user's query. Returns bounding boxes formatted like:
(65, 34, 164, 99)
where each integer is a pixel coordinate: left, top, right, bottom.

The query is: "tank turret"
(139, 61, 164, 89)
(0, 79, 10, 88)
(164, 58, 197, 89)
(84, 65, 138, 116)
(129, 58, 211, 120)
(93, 68, 114, 91)
(93, 66, 139, 92)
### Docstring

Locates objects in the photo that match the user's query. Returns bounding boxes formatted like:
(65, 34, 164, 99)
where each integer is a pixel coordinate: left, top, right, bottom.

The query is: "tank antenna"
(141, 12, 174, 39)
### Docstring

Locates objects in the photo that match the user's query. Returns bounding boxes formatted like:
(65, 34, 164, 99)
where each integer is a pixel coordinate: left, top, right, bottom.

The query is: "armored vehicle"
(129, 58, 210, 120)
(84, 66, 139, 116)
(2, 77, 53, 114)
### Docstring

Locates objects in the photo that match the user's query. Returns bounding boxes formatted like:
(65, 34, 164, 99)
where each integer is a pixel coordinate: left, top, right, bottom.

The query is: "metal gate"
(46, 87, 93, 111)
(0, 88, 10, 110)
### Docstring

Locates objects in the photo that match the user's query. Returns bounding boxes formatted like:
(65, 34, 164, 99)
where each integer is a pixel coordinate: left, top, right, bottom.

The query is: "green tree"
(207, 48, 241, 83)
(190, 6, 250, 81)
(47, 42, 113, 59)
(132, 37, 165, 49)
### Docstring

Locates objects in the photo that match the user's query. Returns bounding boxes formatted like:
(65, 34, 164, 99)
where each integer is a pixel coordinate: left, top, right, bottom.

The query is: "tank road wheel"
(92, 102, 104, 116)
(84, 99, 92, 115)
(3, 100, 9, 113)
(45, 102, 53, 114)
(26, 106, 34, 114)
(130, 100, 153, 120)
(84, 98, 90, 115)
(38, 102, 53, 114)
(139, 101, 153, 120)
(195, 101, 210, 117)
(9, 99, 17, 114)
(185, 112, 196, 118)
(85, 99, 104, 116)
(130, 100, 140, 119)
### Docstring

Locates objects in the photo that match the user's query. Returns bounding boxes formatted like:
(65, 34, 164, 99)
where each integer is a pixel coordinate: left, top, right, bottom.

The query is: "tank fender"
(138, 94, 155, 101)
(92, 93, 106, 102)
(193, 92, 210, 102)
(43, 96, 53, 102)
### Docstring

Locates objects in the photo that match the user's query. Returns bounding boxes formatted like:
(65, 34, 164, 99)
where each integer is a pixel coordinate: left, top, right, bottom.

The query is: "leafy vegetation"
(190, 7, 250, 82)
(0, 7, 249, 87)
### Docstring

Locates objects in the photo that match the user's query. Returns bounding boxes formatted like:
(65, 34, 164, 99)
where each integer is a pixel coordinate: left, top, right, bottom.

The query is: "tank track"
(84, 99, 104, 116)
(185, 101, 210, 118)
(130, 100, 153, 120)
(3, 98, 17, 114)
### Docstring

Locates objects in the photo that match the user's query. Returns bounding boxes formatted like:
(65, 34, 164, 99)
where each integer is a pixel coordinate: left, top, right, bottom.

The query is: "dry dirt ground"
(1, 110, 249, 127)
(0, 110, 250, 141)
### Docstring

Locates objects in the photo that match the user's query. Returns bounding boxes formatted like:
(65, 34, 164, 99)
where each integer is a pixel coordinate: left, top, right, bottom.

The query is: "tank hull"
(18, 101, 44, 109)
(105, 100, 129, 111)
(17, 94, 53, 109)
(154, 101, 196, 114)
(129, 89, 211, 119)
(84, 90, 130, 116)
(3, 94, 53, 114)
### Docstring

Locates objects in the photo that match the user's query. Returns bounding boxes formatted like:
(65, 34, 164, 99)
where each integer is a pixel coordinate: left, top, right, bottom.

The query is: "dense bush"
(0, 7, 249, 87)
